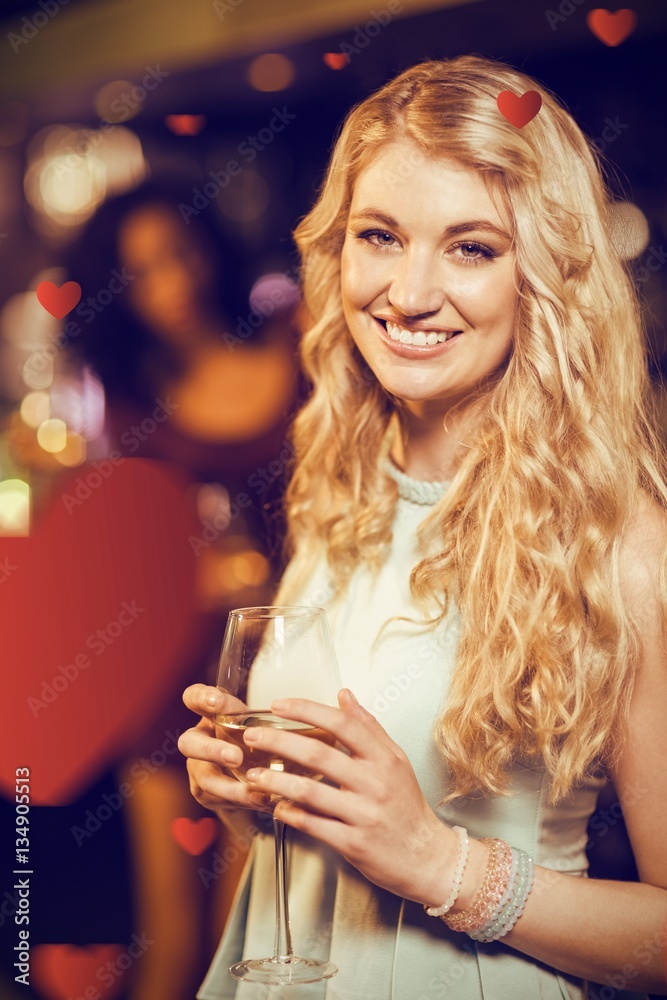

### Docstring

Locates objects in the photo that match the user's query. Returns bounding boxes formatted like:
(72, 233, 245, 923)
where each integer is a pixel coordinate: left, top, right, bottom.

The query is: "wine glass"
(214, 605, 342, 985)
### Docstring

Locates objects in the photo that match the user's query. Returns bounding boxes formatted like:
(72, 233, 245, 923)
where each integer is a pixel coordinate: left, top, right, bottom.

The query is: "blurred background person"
(61, 178, 302, 1000)
(2, 175, 303, 1000)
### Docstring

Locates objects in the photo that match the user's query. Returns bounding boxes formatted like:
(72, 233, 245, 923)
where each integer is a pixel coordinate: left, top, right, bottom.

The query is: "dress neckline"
(383, 456, 450, 506)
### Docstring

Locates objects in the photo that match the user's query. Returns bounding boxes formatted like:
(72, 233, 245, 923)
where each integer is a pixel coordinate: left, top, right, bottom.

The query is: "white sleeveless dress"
(197, 458, 649, 1000)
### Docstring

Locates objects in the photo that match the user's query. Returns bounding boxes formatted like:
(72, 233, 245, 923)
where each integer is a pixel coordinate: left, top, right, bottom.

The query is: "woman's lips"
(373, 317, 463, 358)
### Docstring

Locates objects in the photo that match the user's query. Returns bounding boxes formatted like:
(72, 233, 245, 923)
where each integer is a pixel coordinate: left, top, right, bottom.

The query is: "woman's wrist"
(419, 828, 490, 914)
(422, 831, 537, 943)
(423, 825, 469, 916)
(416, 820, 470, 909)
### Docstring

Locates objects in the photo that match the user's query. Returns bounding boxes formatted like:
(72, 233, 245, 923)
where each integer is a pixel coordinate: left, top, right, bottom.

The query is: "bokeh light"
(22, 353, 54, 391)
(94, 80, 136, 123)
(196, 483, 230, 524)
(37, 418, 67, 453)
(40, 152, 106, 217)
(20, 391, 51, 428)
(231, 550, 270, 587)
(247, 54, 295, 92)
(79, 367, 106, 441)
(249, 273, 301, 315)
(23, 123, 146, 235)
(0, 479, 30, 536)
(54, 431, 87, 467)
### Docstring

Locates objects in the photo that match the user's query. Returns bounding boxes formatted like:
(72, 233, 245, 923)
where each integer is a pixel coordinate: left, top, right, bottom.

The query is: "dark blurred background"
(1, 0, 666, 998)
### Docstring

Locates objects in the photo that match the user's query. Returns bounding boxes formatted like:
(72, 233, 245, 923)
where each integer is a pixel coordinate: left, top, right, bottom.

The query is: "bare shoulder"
(611, 490, 667, 888)
(617, 490, 667, 628)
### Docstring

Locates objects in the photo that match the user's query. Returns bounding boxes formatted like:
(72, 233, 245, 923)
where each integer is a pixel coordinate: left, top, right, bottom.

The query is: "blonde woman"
(178, 55, 667, 999)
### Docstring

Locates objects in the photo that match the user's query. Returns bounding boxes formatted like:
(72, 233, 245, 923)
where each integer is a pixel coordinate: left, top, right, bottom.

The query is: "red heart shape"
(36, 280, 82, 319)
(496, 90, 542, 129)
(323, 52, 349, 70)
(587, 8, 637, 47)
(170, 816, 219, 855)
(32, 945, 125, 1000)
(0, 459, 202, 804)
(165, 114, 207, 136)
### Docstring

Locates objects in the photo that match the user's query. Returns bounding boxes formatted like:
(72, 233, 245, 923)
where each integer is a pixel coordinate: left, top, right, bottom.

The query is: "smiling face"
(340, 138, 519, 421)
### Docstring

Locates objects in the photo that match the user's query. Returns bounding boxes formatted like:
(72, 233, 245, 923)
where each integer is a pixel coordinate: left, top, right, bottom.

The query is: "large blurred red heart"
(1, 459, 202, 805)
(32, 945, 125, 1000)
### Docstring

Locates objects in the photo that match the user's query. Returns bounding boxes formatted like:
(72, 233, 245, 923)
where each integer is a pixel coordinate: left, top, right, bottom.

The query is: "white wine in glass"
(215, 605, 342, 986)
(215, 711, 337, 782)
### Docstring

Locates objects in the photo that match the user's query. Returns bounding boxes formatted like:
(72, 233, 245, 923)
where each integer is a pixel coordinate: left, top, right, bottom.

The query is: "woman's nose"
(386, 250, 447, 319)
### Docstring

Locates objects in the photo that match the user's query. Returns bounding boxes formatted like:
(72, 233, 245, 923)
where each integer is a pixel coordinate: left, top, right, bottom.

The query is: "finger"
(245, 766, 357, 822)
(268, 694, 397, 762)
(182, 683, 247, 719)
(242, 725, 355, 787)
(178, 724, 244, 769)
(190, 760, 273, 812)
(272, 797, 350, 852)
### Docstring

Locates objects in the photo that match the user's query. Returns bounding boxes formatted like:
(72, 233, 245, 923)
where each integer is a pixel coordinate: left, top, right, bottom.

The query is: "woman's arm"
(489, 495, 667, 992)
(253, 687, 667, 994)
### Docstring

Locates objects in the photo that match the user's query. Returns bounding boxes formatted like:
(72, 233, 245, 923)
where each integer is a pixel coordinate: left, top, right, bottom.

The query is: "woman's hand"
(242, 688, 458, 906)
(177, 683, 273, 815)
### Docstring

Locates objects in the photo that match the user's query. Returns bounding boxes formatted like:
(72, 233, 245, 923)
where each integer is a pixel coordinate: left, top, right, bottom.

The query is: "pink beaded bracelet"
(443, 838, 513, 933)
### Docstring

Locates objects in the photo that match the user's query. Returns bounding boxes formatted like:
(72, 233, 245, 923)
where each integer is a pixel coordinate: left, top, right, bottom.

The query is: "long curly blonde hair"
(273, 54, 667, 804)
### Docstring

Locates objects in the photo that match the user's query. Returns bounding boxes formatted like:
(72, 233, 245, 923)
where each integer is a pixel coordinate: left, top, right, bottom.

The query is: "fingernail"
(221, 748, 242, 765)
(271, 699, 287, 711)
(346, 688, 359, 704)
(244, 728, 259, 743)
(248, 792, 267, 807)
(246, 768, 261, 781)
(205, 690, 222, 709)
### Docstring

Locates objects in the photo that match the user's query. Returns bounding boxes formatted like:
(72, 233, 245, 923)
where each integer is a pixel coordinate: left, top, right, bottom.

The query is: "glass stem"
(273, 816, 294, 963)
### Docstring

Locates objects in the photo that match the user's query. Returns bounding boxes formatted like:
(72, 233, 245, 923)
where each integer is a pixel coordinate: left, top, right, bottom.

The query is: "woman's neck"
(389, 399, 486, 482)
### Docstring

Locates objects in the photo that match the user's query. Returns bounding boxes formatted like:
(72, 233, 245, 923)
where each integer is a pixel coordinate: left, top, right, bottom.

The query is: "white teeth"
(383, 320, 456, 345)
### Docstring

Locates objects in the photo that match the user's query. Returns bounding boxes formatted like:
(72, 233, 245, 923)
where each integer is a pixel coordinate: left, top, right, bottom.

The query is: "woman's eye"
(450, 241, 496, 265)
(357, 230, 398, 251)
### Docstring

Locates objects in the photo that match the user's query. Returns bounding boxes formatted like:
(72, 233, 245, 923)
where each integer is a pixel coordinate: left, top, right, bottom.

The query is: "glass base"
(229, 955, 338, 985)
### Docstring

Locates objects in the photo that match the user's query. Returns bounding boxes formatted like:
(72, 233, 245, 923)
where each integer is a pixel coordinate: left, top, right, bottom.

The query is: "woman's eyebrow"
(348, 209, 511, 240)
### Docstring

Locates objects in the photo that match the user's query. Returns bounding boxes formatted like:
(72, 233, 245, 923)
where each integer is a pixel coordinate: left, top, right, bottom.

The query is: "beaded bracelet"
(423, 825, 469, 918)
(487, 850, 535, 941)
(443, 838, 513, 934)
(469, 847, 535, 942)
(469, 847, 528, 941)
(467, 846, 519, 938)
